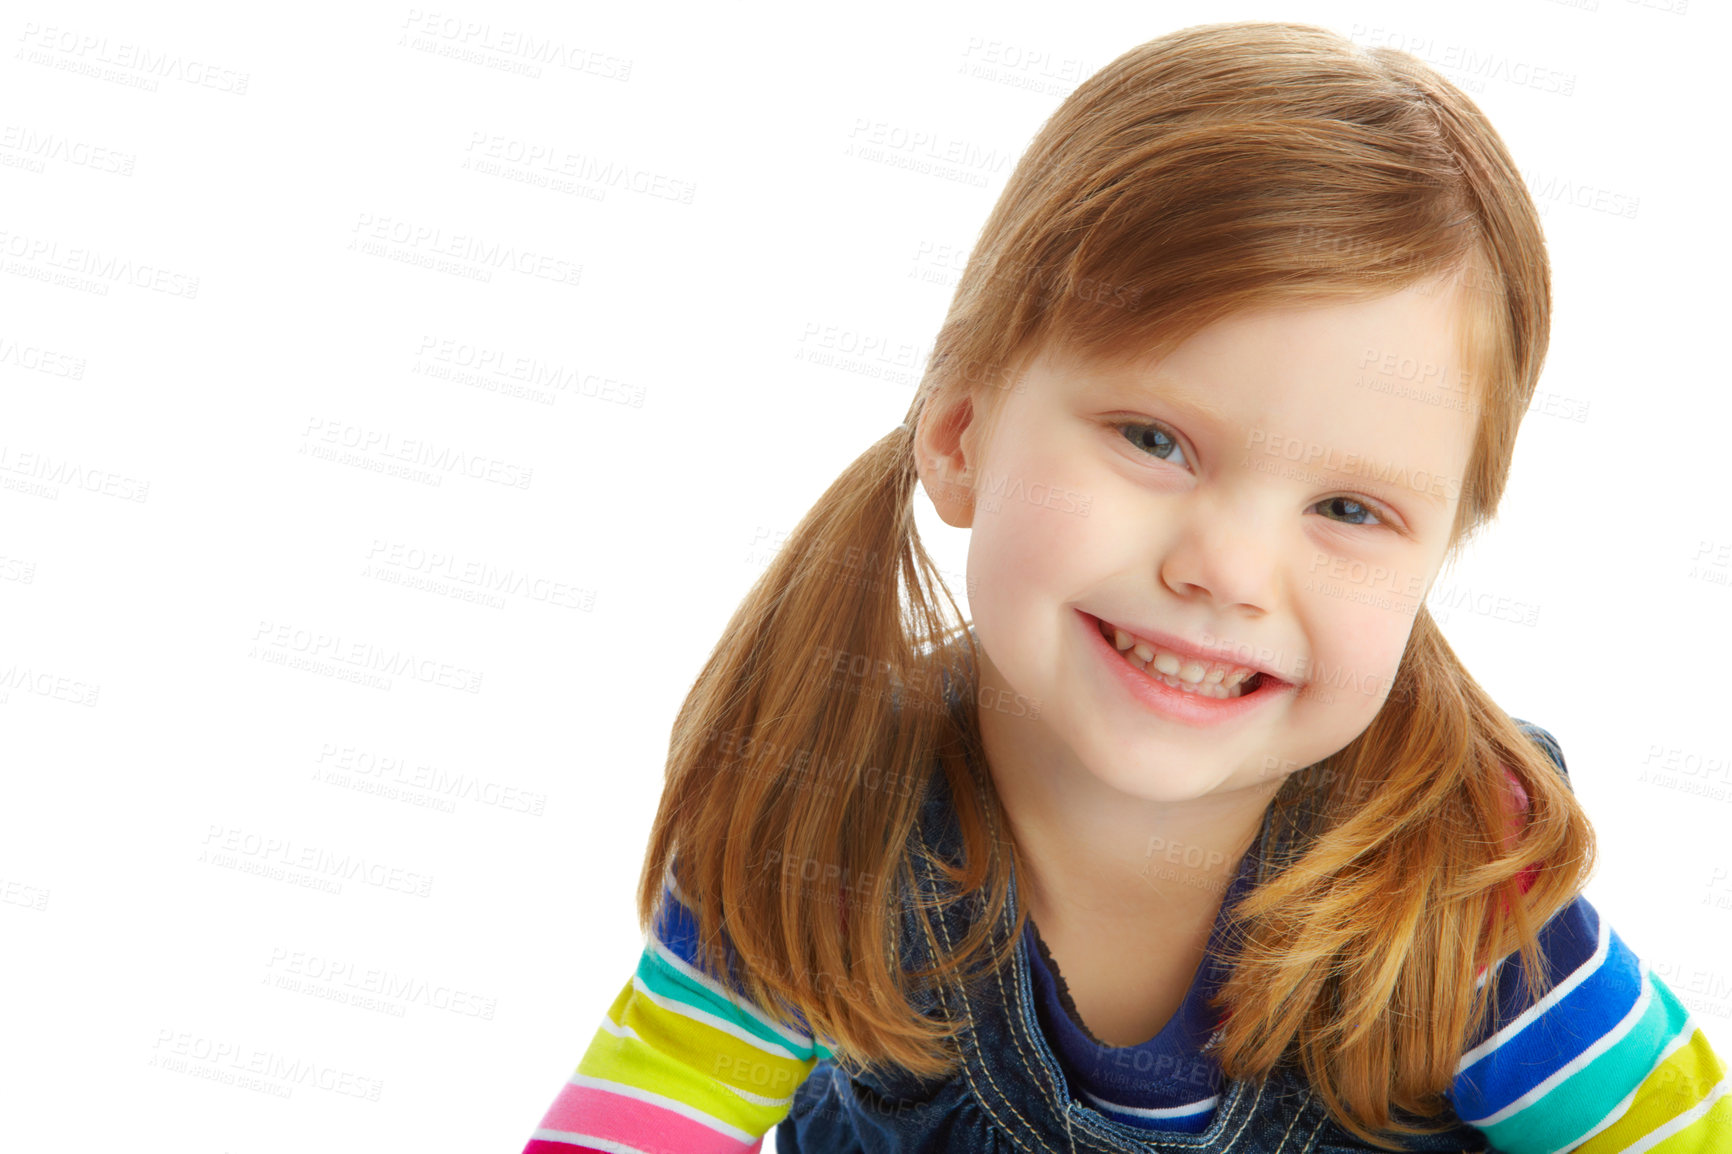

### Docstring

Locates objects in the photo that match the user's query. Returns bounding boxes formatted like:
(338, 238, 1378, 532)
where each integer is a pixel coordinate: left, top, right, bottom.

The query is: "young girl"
(521, 21, 1727, 1154)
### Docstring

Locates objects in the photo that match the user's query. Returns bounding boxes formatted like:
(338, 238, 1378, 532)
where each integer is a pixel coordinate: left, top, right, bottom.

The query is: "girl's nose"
(1156, 508, 1281, 615)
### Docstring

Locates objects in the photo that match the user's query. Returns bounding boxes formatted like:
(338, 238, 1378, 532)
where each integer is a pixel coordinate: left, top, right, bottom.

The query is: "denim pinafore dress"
(773, 710, 1526, 1153)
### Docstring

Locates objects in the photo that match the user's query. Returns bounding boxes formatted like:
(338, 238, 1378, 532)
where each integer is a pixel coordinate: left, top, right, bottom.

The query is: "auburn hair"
(635, 19, 1595, 1149)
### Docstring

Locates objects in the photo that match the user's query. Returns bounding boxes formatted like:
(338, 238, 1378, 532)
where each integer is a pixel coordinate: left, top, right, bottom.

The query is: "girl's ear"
(914, 389, 981, 530)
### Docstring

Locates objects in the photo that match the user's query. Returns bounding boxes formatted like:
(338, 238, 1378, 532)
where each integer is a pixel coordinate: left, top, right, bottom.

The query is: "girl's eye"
(1115, 420, 1394, 532)
(1312, 495, 1386, 529)
(1117, 421, 1190, 468)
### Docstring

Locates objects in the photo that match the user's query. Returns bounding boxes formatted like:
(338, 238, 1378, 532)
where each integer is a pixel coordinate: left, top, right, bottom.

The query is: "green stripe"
(1482, 971, 1693, 1153)
(637, 940, 819, 1060)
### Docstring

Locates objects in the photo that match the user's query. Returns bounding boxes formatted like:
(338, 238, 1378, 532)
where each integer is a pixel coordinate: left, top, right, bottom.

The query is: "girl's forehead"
(1038, 283, 1479, 388)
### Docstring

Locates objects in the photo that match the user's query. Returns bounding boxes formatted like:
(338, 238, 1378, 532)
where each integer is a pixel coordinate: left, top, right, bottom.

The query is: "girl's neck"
(972, 671, 1277, 935)
(1004, 771, 1267, 936)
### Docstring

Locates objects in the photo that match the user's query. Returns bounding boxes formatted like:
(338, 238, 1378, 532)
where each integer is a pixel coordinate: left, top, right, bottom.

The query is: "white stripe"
(1079, 1088, 1218, 1121)
(629, 972, 805, 1063)
(1457, 916, 1612, 1073)
(1623, 1067, 1732, 1154)
(1539, 1025, 1697, 1154)
(1469, 960, 1653, 1127)
(597, 1016, 798, 1108)
(566, 1071, 757, 1143)
(651, 890, 818, 1051)
(532, 1129, 654, 1154)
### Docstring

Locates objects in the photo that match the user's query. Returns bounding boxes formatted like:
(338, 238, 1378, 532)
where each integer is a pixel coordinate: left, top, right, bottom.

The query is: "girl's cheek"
(979, 445, 1098, 552)
(977, 496, 1084, 591)
(1317, 601, 1412, 713)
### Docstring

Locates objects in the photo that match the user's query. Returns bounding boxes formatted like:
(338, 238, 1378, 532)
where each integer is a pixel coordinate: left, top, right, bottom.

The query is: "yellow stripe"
(1573, 1028, 1729, 1153)
(1647, 1086, 1732, 1151)
(575, 979, 815, 1132)
(613, 978, 817, 1102)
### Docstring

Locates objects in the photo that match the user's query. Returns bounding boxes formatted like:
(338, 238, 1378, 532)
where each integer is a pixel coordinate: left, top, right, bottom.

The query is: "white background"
(3, 0, 1727, 1150)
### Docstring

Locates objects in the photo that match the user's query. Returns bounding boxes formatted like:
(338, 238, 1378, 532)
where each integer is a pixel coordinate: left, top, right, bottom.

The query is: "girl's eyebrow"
(1097, 369, 1235, 425)
(1153, 383, 1234, 425)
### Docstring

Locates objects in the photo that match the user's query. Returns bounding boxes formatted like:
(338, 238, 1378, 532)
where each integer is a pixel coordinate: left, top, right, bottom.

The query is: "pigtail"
(633, 420, 1019, 1079)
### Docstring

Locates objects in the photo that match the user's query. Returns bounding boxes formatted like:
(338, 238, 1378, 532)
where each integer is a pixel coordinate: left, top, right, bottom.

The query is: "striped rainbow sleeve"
(521, 872, 834, 1154)
(1448, 894, 1730, 1152)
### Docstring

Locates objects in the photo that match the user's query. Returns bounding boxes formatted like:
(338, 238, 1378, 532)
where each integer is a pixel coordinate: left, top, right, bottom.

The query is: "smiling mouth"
(1092, 615, 1272, 700)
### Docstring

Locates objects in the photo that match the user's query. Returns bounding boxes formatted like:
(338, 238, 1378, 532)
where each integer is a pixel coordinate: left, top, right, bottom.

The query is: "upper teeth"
(1099, 619, 1262, 690)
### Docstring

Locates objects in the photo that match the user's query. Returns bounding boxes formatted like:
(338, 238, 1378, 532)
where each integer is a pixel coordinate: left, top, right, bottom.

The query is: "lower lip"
(1078, 609, 1289, 728)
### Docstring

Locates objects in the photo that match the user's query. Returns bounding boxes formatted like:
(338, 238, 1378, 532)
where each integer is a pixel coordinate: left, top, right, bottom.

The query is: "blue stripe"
(651, 877, 711, 969)
(1482, 896, 1602, 1033)
(1453, 915, 1645, 1120)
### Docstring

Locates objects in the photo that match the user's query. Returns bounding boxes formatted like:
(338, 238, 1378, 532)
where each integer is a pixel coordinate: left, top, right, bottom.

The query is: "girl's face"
(940, 281, 1481, 803)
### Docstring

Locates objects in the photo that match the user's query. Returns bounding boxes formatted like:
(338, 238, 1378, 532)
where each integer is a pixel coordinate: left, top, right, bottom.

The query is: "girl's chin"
(1080, 759, 1246, 804)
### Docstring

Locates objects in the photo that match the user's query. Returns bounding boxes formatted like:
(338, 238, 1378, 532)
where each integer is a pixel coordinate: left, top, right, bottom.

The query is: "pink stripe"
(537, 1079, 758, 1154)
